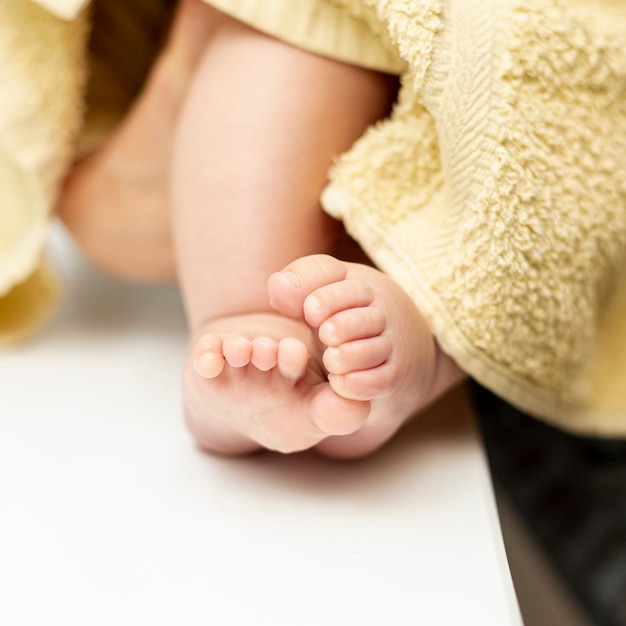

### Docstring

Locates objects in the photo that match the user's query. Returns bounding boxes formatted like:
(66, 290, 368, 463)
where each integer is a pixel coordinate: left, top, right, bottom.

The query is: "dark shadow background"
(472, 383, 626, 626)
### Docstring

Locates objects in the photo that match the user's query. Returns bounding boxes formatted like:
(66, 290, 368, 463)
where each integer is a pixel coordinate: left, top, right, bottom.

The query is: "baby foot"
(268, 255, 465, 458)
(183, 313, 370, 455)
(57, 0, 217, 283)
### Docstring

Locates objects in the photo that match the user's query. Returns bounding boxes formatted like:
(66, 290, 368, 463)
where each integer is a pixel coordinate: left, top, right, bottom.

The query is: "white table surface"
(0, 225, 521, 625)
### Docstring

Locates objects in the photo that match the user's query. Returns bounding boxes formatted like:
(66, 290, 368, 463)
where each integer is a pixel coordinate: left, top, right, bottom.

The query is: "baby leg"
(173, 14, 397, 454)
(58, 0, 220, 283)
(268, 255, 467, 458)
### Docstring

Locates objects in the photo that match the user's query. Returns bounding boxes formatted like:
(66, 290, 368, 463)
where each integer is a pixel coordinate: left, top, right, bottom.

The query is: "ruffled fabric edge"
(323, 0, 626, 436)
(0, 257, 61, 346)
(204, 0, 405, 74)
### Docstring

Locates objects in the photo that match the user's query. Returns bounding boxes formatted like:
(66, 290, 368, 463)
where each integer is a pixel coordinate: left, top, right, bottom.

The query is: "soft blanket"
(2, 0, 625, 437)
(322, 0, 626, 435)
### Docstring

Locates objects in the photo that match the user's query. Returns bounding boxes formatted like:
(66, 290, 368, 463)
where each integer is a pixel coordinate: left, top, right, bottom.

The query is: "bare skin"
(58, 0, 465, 459)
(58, 0, 221, 283)
(189, 255, 465, 458)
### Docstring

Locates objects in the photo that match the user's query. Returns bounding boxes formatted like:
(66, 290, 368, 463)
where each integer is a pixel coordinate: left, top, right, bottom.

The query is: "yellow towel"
(0, 0, 89, 344)
(321, 0, 626, 436)
(3, 0, 626, 439)
(206, 2, 626, 434)
(0, 0, 169, 343)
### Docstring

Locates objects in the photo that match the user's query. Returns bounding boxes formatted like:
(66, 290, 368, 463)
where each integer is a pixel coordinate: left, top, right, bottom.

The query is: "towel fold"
(2, 0, 626, 438)
(323, 0, 626, 436)
(0, 0, 88, 344)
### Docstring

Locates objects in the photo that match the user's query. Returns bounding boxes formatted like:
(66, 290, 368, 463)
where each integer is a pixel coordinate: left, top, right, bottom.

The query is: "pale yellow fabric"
(0, 259, 61, 347)
(0, 0, 88, 344)
(201, 0, 626, 436)
(0, 0, 171, 346)
(203, 0, 404, 74)
(3, 0, 626, 438)
(0, 141, 47, 297)
(32, 0, 89, 20)
(322, 0, 626, 436)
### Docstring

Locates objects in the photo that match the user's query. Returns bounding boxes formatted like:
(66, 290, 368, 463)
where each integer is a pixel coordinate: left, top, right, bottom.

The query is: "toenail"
(323, 320, 336, 338)
(194, 352, 223, 378)
(279, 271, 301, 289)
(307, 295, 322, 313)
(325, 347, 340, 363)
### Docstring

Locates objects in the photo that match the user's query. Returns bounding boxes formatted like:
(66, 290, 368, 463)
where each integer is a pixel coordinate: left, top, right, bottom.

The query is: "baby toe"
(192, 333, 225, 378)
(310, 386, 369, 436)
(318, 306, 386, 346)
(268, 254, 349, 319)
(303, 279, 374, 328)
(277, 336, 310, 380)
(222, 332, 253, 367)
(329, 363, 398, 402)
(250, 336, 279, 371)
(323, 335, 391, 375)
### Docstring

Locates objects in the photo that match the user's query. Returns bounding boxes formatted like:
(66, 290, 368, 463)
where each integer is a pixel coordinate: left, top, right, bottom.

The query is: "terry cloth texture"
(2, 0, 626, 439)
(320, 0, 626, 436)
(0, 0, 89, 343)
(0, 0, 171, 344)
